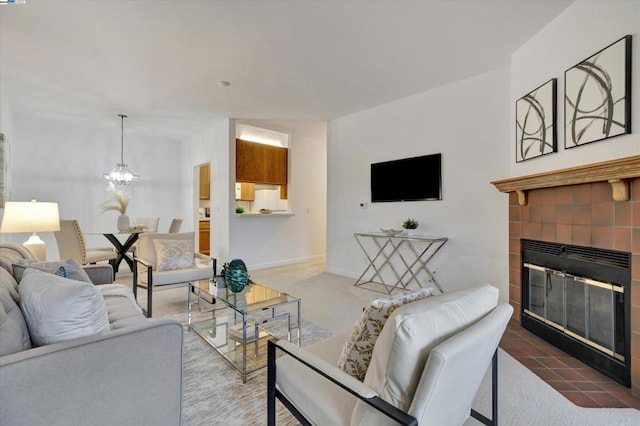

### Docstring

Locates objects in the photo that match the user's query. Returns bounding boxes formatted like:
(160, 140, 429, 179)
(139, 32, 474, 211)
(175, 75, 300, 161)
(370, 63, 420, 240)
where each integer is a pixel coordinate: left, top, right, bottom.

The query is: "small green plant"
(402, 218, 419, 230)
(235, 206, 245, 214)
(220, 262, 229, 278)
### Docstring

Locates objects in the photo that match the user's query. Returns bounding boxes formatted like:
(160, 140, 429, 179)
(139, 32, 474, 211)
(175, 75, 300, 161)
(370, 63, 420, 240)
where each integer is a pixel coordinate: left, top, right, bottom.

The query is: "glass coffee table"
(187, 280, 301, 383)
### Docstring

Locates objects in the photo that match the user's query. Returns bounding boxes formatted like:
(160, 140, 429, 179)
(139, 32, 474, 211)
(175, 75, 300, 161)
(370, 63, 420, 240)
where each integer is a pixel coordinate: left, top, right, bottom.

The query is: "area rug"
(166, 311, 640, 426)
(163, 312, 332, 426)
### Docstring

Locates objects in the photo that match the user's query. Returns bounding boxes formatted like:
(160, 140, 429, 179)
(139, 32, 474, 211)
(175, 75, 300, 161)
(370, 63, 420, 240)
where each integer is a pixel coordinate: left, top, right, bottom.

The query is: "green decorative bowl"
(226, 259, 249, 293)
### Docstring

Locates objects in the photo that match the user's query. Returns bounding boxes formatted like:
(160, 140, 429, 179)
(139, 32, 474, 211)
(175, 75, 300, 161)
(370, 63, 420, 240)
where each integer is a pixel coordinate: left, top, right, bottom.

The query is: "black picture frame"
(515, 78, 557, 162)
(564, 35, 632, 149)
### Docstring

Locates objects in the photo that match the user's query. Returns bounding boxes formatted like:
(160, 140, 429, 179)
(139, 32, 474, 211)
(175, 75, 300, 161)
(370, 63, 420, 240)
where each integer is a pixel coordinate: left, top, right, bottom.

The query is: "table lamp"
(1, 199, 60, 261)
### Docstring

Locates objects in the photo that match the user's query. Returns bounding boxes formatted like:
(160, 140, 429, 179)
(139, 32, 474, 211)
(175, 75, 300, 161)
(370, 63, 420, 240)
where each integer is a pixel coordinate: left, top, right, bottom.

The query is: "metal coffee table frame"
(354, 232, 448, 294)
(187, 280, 301, 383)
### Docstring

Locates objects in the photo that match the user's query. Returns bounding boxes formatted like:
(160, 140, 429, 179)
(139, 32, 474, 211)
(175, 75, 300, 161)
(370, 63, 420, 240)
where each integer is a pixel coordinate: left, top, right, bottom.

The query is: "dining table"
(86, 229, 143, 275)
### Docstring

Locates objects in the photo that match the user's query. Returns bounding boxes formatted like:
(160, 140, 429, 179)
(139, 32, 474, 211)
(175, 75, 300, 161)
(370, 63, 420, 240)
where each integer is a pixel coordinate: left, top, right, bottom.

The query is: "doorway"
(195, 163, 211, 255)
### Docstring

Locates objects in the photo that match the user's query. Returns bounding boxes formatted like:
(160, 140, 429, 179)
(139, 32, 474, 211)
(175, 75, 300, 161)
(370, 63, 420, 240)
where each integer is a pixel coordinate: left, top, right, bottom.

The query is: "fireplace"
(521, 239, 630, 386)
(491, 155, 640, 397)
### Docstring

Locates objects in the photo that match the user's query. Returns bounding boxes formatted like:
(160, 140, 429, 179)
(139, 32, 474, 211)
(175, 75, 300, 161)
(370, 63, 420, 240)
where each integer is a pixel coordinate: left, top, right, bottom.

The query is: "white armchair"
(132, 232, 214, 317)
(267, 285, 513, 426)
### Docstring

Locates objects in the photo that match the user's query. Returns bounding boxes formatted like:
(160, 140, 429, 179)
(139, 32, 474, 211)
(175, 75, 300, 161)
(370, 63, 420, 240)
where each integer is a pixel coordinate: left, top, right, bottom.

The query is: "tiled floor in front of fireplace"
(500, 320, 640, 409)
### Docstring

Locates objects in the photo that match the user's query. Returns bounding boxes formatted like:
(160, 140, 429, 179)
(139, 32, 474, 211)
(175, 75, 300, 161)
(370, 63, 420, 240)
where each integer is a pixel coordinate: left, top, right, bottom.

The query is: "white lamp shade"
(1, 201, 61, 233)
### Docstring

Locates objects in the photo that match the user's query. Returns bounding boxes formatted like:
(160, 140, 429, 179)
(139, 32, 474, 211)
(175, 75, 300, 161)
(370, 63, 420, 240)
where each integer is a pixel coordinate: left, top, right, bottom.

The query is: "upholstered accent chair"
(168, 218, 183, 233)
(54, 220, 117, 268)
(267, 285, 512, 426)
(132, 231, 214, 317)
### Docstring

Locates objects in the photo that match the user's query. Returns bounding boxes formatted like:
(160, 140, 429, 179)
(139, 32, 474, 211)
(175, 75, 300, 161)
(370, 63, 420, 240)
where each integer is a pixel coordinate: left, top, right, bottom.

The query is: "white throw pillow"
(18, 268, 110, 346)
(337, 288, 433, 381)
(153, 238, 196, 271)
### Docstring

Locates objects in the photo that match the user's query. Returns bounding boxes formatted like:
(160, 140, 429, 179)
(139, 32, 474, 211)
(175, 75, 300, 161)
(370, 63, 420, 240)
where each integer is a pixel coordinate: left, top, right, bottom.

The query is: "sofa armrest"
(83, 264, 114, 285)
(0, 319, 183, 426)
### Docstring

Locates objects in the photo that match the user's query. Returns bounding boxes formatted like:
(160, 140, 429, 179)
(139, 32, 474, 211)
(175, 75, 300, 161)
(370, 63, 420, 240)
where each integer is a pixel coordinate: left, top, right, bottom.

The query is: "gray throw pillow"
(18, 268, 110, 346)
(13, 259, 92, 284)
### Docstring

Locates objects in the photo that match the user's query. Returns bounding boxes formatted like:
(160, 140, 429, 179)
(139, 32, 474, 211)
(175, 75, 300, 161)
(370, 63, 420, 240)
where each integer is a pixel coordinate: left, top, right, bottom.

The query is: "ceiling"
(0, 0, 573, 141)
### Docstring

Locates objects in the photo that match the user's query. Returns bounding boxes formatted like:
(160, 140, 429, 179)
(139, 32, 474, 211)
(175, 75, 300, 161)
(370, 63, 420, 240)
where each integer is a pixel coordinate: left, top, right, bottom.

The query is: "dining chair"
(168, 218, 183, 233)
(134, 217, 160, 232)
(54, 219, 117, 267)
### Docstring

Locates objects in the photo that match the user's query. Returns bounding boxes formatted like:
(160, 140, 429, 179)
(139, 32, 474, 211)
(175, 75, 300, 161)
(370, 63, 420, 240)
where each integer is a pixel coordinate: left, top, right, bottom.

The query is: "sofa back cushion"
(19, 268, 110, 346)
(0, 285, 32, 356)
(137, 232, 195, 270)
(351, 285, 499, 424)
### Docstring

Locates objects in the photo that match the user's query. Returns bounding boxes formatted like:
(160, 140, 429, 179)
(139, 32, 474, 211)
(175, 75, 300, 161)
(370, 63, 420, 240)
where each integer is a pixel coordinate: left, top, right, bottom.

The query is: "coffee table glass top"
(191, 280, 298, 313)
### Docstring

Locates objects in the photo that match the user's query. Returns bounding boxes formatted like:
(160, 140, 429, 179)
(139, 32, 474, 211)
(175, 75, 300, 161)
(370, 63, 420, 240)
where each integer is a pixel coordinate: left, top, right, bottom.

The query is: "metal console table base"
(353, 232, 448, 295)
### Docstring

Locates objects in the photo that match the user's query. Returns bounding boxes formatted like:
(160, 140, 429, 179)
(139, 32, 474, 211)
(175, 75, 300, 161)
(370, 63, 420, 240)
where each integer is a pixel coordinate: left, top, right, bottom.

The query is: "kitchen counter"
(236, 213, 294, 218)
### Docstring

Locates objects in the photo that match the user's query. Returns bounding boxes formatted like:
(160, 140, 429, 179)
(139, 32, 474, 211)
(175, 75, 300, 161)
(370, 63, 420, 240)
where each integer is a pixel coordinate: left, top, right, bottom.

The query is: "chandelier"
(103, 114, 139, 185)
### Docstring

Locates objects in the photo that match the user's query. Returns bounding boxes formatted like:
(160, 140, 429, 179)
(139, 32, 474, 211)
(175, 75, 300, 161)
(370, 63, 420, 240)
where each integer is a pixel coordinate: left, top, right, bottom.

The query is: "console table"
(353, 232, 448, 294)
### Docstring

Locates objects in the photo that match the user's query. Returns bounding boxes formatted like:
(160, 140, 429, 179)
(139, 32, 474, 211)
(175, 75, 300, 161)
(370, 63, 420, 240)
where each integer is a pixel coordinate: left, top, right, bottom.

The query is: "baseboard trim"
(249, 255, 326, 271)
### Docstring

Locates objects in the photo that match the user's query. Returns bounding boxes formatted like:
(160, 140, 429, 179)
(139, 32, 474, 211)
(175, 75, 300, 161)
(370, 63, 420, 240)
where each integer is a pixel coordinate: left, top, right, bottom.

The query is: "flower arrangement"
(100, 185, 130, 215)
(402, 218, 419, 230)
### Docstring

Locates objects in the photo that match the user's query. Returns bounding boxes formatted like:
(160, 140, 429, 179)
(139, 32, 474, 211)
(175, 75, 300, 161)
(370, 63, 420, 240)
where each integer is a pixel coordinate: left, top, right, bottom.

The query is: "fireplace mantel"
(491, 155, 640, 205)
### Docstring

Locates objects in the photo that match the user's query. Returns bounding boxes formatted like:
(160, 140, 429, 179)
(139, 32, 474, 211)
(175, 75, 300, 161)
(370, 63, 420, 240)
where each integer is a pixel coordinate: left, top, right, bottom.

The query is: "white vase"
(405, 228, 417, 237)
(117, 214, 130, 231)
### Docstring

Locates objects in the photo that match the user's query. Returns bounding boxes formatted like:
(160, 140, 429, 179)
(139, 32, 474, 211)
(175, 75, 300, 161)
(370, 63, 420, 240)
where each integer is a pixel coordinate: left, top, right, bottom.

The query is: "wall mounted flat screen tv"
(371, 153, 441, 202)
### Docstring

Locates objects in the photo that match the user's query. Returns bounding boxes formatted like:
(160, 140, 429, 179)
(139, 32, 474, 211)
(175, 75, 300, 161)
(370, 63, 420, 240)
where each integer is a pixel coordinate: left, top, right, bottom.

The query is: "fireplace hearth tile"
(541, 224, 556, 241)
(585, 391, 629, 408)
(573, 185, 592, 204)
(572, 224, 591, 245)
(541, 205, 556, 223)
(548, 380, 579, 392)
(592, 182, 612, 203)
(573, 204, 592, 225)
(615, 202, 631, 226)
(557, 185, 573, 204)
(633, 203, 640, 227)
(556, 204, 573, 224)
(592, 202, 614, 226)
(509, 205, 521, 221)
(591, 226, 614, 249)
(556, 224, 572, 243)
(614, 227, 631, 251)
(560, 391, 600, 407)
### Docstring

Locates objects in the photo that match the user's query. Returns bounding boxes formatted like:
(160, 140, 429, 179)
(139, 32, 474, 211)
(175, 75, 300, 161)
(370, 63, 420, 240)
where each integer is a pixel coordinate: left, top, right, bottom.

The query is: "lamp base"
(23, 233, 46, 261)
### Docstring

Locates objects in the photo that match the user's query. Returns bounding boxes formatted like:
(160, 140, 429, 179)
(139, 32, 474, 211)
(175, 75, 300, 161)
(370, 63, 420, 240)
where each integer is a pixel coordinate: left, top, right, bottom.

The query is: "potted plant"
(235, 206, 245, 214)
(216, 262, 229, 288)
(402, 218, 419, 236)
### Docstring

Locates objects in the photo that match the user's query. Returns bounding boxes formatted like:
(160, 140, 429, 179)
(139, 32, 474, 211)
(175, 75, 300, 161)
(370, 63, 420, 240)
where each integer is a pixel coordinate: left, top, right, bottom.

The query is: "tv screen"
(371, 153, 441, 202)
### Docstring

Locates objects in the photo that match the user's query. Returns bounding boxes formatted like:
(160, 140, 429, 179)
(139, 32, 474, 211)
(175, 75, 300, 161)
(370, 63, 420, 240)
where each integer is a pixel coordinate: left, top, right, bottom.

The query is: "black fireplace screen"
(521, 239, 630, 386)
(524, 263, 625, 361)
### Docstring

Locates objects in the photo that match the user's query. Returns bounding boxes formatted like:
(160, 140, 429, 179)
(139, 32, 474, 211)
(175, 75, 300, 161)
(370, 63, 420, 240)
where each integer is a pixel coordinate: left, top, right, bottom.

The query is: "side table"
(354, 232, 448, 294)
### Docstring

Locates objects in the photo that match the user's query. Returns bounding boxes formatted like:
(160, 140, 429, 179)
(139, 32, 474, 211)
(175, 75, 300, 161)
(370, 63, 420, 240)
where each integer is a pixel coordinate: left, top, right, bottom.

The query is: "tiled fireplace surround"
(504, 172, 640, 397)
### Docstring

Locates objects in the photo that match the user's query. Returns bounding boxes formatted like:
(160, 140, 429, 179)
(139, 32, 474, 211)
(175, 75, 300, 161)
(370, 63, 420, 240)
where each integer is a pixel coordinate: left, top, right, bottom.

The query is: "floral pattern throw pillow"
(337, 287, 434, 381)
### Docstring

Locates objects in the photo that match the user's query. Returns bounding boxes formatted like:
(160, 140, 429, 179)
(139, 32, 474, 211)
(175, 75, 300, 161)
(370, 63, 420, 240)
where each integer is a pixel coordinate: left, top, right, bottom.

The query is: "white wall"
(327, 67, 511, 300)
(229, 123, 327, 269)
(7, 113, 189, 260)
(511, 0, 640, 176)
(184, 119, 232, 265)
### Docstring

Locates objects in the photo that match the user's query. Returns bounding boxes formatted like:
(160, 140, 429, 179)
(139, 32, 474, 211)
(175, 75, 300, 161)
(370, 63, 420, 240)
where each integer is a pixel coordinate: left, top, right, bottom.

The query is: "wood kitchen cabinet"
(236, 182, 255, 201)
(199, 220, 210, 255)
(199, 164, 210, 200)
(236, 139, 287, 185)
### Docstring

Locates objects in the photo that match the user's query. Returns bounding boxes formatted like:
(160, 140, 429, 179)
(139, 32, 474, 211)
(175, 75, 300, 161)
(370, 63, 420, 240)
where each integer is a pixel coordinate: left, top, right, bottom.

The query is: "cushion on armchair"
(153, 239, 196, 271)
(136, 232, 195, 270)
(337, 288, 433, 381)
(352, 284, 499, 422)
